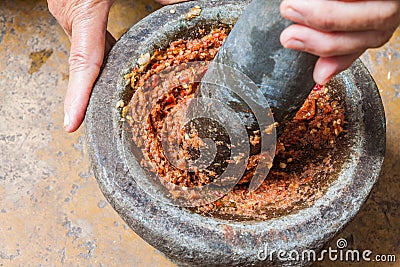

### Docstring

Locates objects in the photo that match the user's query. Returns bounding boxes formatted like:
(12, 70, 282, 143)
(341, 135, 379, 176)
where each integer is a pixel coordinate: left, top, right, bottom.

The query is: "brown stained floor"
(0, 0, 398, 266)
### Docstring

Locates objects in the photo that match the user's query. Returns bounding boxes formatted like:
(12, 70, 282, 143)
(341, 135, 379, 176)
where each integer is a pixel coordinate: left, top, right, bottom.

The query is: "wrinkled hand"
(280, 0, 400, 85)
(48, 0, 185, 132)
(48, 0, 116, 132)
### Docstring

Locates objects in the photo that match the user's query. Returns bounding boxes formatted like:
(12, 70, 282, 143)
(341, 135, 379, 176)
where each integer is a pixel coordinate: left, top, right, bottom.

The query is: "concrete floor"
(0, 0, 399, 266)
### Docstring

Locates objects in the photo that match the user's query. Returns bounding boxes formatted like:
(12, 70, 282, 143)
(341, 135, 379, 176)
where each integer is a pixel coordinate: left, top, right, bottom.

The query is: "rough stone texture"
(0, 0, 399, 266)
(86, 1, 386, 266)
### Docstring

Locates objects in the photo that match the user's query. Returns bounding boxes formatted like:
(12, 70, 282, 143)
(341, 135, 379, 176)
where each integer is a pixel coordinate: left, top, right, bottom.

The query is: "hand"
(48, 0, 186, 133)
(280, 0, 400, 85)
(48, 0, 116, 132)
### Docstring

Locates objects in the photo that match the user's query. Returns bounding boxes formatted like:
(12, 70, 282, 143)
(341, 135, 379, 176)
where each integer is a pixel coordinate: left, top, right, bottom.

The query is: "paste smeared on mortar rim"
(121, 27, 346, 220)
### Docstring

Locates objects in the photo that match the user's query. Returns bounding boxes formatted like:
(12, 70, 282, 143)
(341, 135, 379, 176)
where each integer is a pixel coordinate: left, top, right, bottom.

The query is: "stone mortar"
(85, 1, 386, 266)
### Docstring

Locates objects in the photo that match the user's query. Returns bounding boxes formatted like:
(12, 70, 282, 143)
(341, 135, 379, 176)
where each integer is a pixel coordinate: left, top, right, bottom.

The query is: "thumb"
(64, 2, 113, 132)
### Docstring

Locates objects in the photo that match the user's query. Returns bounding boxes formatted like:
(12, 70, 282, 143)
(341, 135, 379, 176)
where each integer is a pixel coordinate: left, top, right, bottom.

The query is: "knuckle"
(309, 4, 337, 31)
(69, 51, 101, 73)
(318, 16, 337, 31)
(372, 2, 400, 32)
(47, 0, 67, 17)
(47, 1, 61, 18)
(47, 0, 73, 35)
(47, 2, 55, 16)
(318, 37, 338, 56)
(373, 30, 394, 47)
(381, 2, 400, 25)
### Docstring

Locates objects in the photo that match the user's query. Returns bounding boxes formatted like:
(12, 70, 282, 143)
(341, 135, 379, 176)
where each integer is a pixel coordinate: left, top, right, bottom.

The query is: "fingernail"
(282, 6, 304, 22)
(64, 112, 70, 129)
(314, 67, 332, 85)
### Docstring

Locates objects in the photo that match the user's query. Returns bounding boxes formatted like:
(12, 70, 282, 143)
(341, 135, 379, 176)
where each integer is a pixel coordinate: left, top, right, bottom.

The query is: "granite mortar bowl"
(85, 0, 386, 266)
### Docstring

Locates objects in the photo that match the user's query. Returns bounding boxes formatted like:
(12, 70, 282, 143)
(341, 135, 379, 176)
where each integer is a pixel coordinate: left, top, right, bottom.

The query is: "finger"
(64, 4, 111, 132)
(313, 52, 362, 85)
(280, 0, 400, 32)
(280, 24, 393, 57)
